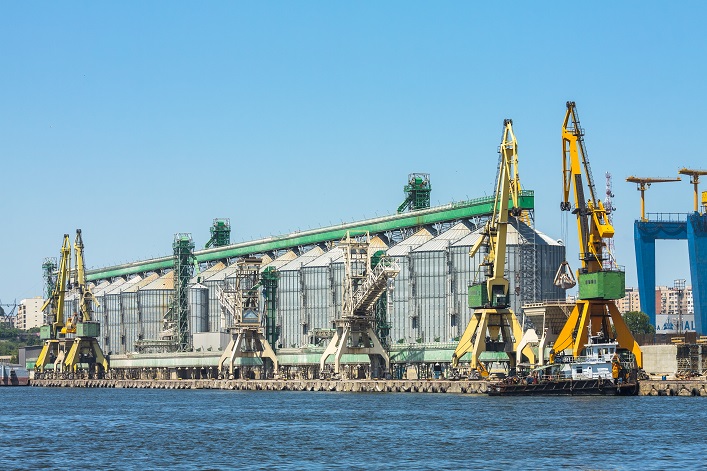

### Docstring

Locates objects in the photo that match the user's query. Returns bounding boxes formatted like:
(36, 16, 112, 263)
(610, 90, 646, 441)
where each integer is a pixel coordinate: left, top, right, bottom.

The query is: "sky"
(1, 2, 705, 306)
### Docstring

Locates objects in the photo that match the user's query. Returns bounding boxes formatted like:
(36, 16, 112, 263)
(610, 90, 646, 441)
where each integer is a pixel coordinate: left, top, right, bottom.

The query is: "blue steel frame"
(634, 213, 707, 333)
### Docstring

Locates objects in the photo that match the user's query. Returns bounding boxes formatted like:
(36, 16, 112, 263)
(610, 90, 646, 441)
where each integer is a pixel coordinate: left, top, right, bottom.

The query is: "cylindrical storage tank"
(301, 247, 343, 346)
(410, 222, 471, 344)
(189, 283, 209, 334)
(99, 279, 127, 355)
(137, 272, 173, 346)
(120, 276, 144, 354)
(386, 229, 434, 345)
(277, 247, 324, 349)
(92, 281, 112, 353)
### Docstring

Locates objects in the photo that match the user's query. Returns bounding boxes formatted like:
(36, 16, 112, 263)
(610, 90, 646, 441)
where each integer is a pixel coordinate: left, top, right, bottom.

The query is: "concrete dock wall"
(31, 378, 489, 394)
(30, 378, 707, 396)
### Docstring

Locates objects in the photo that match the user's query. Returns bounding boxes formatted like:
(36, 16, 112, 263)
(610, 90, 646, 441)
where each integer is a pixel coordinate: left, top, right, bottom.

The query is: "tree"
(622, 311, 656, 335)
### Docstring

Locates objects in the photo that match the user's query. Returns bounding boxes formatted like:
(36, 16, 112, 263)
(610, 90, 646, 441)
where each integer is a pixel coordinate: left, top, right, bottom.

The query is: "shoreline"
(28, 378, 707, 396)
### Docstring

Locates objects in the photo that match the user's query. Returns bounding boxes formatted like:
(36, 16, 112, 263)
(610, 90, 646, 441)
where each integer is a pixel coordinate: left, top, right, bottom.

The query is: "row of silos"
(84, 219, 565, 355)
(272, 219, 565, 348)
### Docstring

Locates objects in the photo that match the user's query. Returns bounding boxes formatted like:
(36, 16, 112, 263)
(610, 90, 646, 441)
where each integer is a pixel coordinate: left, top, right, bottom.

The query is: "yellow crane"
(35, 234, 72, 374)
(64, 229, 109, 376)
(678, 168, 707, 214)
(35, 230, 108, 378)
(452, 119, 526, 375)
(553, 101, 643, 368)
(626, 176, 681, 221)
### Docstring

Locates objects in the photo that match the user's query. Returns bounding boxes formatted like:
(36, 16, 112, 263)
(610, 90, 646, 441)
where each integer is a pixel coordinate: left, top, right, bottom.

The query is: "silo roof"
(94, 278, 124, 297)
(412, 222, 472, 252)
(92, 280, 111, 293)
(260, 254, 273, 266)
(451, 219, 563, 247)
(305, 247, 344, 268)
(103, 278, 128, 295)
(192, 261, 226, 283)
(451, 229, 483, 248)
(263, 250, 298, 270)
(140, 271, 175, 291)
(279, 246, 325, 271)
(370, 235, 389, 252)
(208, 264, 242, 282)
(123, 273, 160, 293)
(387, 228, 434, 256)
(111, 275, 143, 294)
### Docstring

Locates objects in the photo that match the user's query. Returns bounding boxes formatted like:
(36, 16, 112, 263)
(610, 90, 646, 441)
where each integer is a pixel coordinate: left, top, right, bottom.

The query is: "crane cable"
(554, 208, 577, 289)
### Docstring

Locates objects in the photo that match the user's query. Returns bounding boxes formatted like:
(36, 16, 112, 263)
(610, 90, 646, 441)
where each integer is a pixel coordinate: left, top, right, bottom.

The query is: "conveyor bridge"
(87, 192, 534, 281)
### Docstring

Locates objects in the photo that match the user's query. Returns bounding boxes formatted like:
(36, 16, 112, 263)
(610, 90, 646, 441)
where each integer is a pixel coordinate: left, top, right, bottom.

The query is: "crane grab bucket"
(553, 261, 577, 289)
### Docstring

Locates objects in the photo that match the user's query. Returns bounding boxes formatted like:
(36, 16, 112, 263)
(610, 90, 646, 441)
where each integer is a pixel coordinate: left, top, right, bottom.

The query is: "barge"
(1, 363, 30, 386)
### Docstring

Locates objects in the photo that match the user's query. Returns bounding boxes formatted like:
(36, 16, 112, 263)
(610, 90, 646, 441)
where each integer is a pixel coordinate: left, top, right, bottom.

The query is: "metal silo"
(386, 228, 433, 345)
(278, 247, 324, 349)
(189, 283, 209, 334)
(92, 280, 112, 352)
(410, 222, 472, 343)
(301, 247, 343, 346)
(102, 278, 127, 355)
(137, 272, 174, 347)
(194, 262, 227, 332)
(450, 219, 566, 329)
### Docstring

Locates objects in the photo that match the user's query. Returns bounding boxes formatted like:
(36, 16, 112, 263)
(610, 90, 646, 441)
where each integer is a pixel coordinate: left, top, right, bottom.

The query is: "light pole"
(674, 279, 686, 336)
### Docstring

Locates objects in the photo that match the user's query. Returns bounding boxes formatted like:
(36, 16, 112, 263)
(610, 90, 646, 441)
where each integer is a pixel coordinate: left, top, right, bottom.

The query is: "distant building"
(617, 287, 641, 314)
(656, 285, 694, 333)
(16, 297, 45, 330)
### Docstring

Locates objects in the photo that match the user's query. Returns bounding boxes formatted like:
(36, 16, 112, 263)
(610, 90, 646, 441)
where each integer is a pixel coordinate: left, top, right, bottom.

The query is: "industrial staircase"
(350, 258, 400, 316)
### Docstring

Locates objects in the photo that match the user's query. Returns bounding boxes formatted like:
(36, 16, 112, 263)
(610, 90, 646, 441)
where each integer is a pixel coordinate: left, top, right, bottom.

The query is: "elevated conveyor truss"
(86, 194, 534, 282)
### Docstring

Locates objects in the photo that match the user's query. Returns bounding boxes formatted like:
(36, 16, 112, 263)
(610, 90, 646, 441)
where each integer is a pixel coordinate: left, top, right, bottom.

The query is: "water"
(2, 388, 705, 470)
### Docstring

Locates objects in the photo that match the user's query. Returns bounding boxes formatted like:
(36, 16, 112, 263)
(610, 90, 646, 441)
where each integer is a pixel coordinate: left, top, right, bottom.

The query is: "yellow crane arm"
(40, 234, 72, 335)
(561, 101, 613, 274)
(626, 176, 681, 221)
(74, 229, 99, 322)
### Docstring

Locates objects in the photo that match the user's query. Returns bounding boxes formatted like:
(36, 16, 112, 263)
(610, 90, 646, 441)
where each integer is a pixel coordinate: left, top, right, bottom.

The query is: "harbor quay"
(30, 378, 707, 396)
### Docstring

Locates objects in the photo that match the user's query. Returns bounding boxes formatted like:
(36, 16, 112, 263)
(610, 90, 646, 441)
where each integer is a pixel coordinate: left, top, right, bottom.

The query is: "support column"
(635, 221, 657, 326)
(688, 213, 707, 334)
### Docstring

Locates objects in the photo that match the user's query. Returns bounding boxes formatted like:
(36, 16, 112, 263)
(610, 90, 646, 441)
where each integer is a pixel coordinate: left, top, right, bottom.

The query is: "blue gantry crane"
(631, 168, 707, 333)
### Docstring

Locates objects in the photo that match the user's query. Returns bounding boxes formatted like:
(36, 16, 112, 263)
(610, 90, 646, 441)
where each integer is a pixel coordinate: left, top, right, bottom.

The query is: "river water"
(1, 387, 704, 470)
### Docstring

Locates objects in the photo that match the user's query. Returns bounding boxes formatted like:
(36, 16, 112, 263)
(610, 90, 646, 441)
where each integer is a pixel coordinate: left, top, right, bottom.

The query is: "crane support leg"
(553, 300, 642, 368)
(219, 330, 279, 378)
(452, 308, 522, 371)
(320, 330, 342, 372)
(320, 320, 389, 377)
(609, 302, 643, 368)
(64, 337, 109, 376)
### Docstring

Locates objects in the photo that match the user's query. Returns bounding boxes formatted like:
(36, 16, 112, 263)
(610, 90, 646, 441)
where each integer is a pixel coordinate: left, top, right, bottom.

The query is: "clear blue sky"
(1, 2, 705, 306)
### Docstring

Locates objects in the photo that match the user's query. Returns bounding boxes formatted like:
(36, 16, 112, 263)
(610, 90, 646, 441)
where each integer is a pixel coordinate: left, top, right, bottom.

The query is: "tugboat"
(487, 335, 639, 396)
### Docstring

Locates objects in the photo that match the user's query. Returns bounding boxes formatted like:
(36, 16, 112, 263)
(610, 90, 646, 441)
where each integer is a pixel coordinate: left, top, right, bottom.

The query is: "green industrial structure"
(63, 171, 571, 381)
(86, 192, 535, 282)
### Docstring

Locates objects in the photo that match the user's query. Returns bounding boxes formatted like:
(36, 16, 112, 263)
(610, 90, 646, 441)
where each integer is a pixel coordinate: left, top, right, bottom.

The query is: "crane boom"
(40, 234, 71, 338)
(678, 168, 707, 213)
(74, 229, 100, 323)
(561, 102, 614, 273)
(626, 176, 681, 221)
